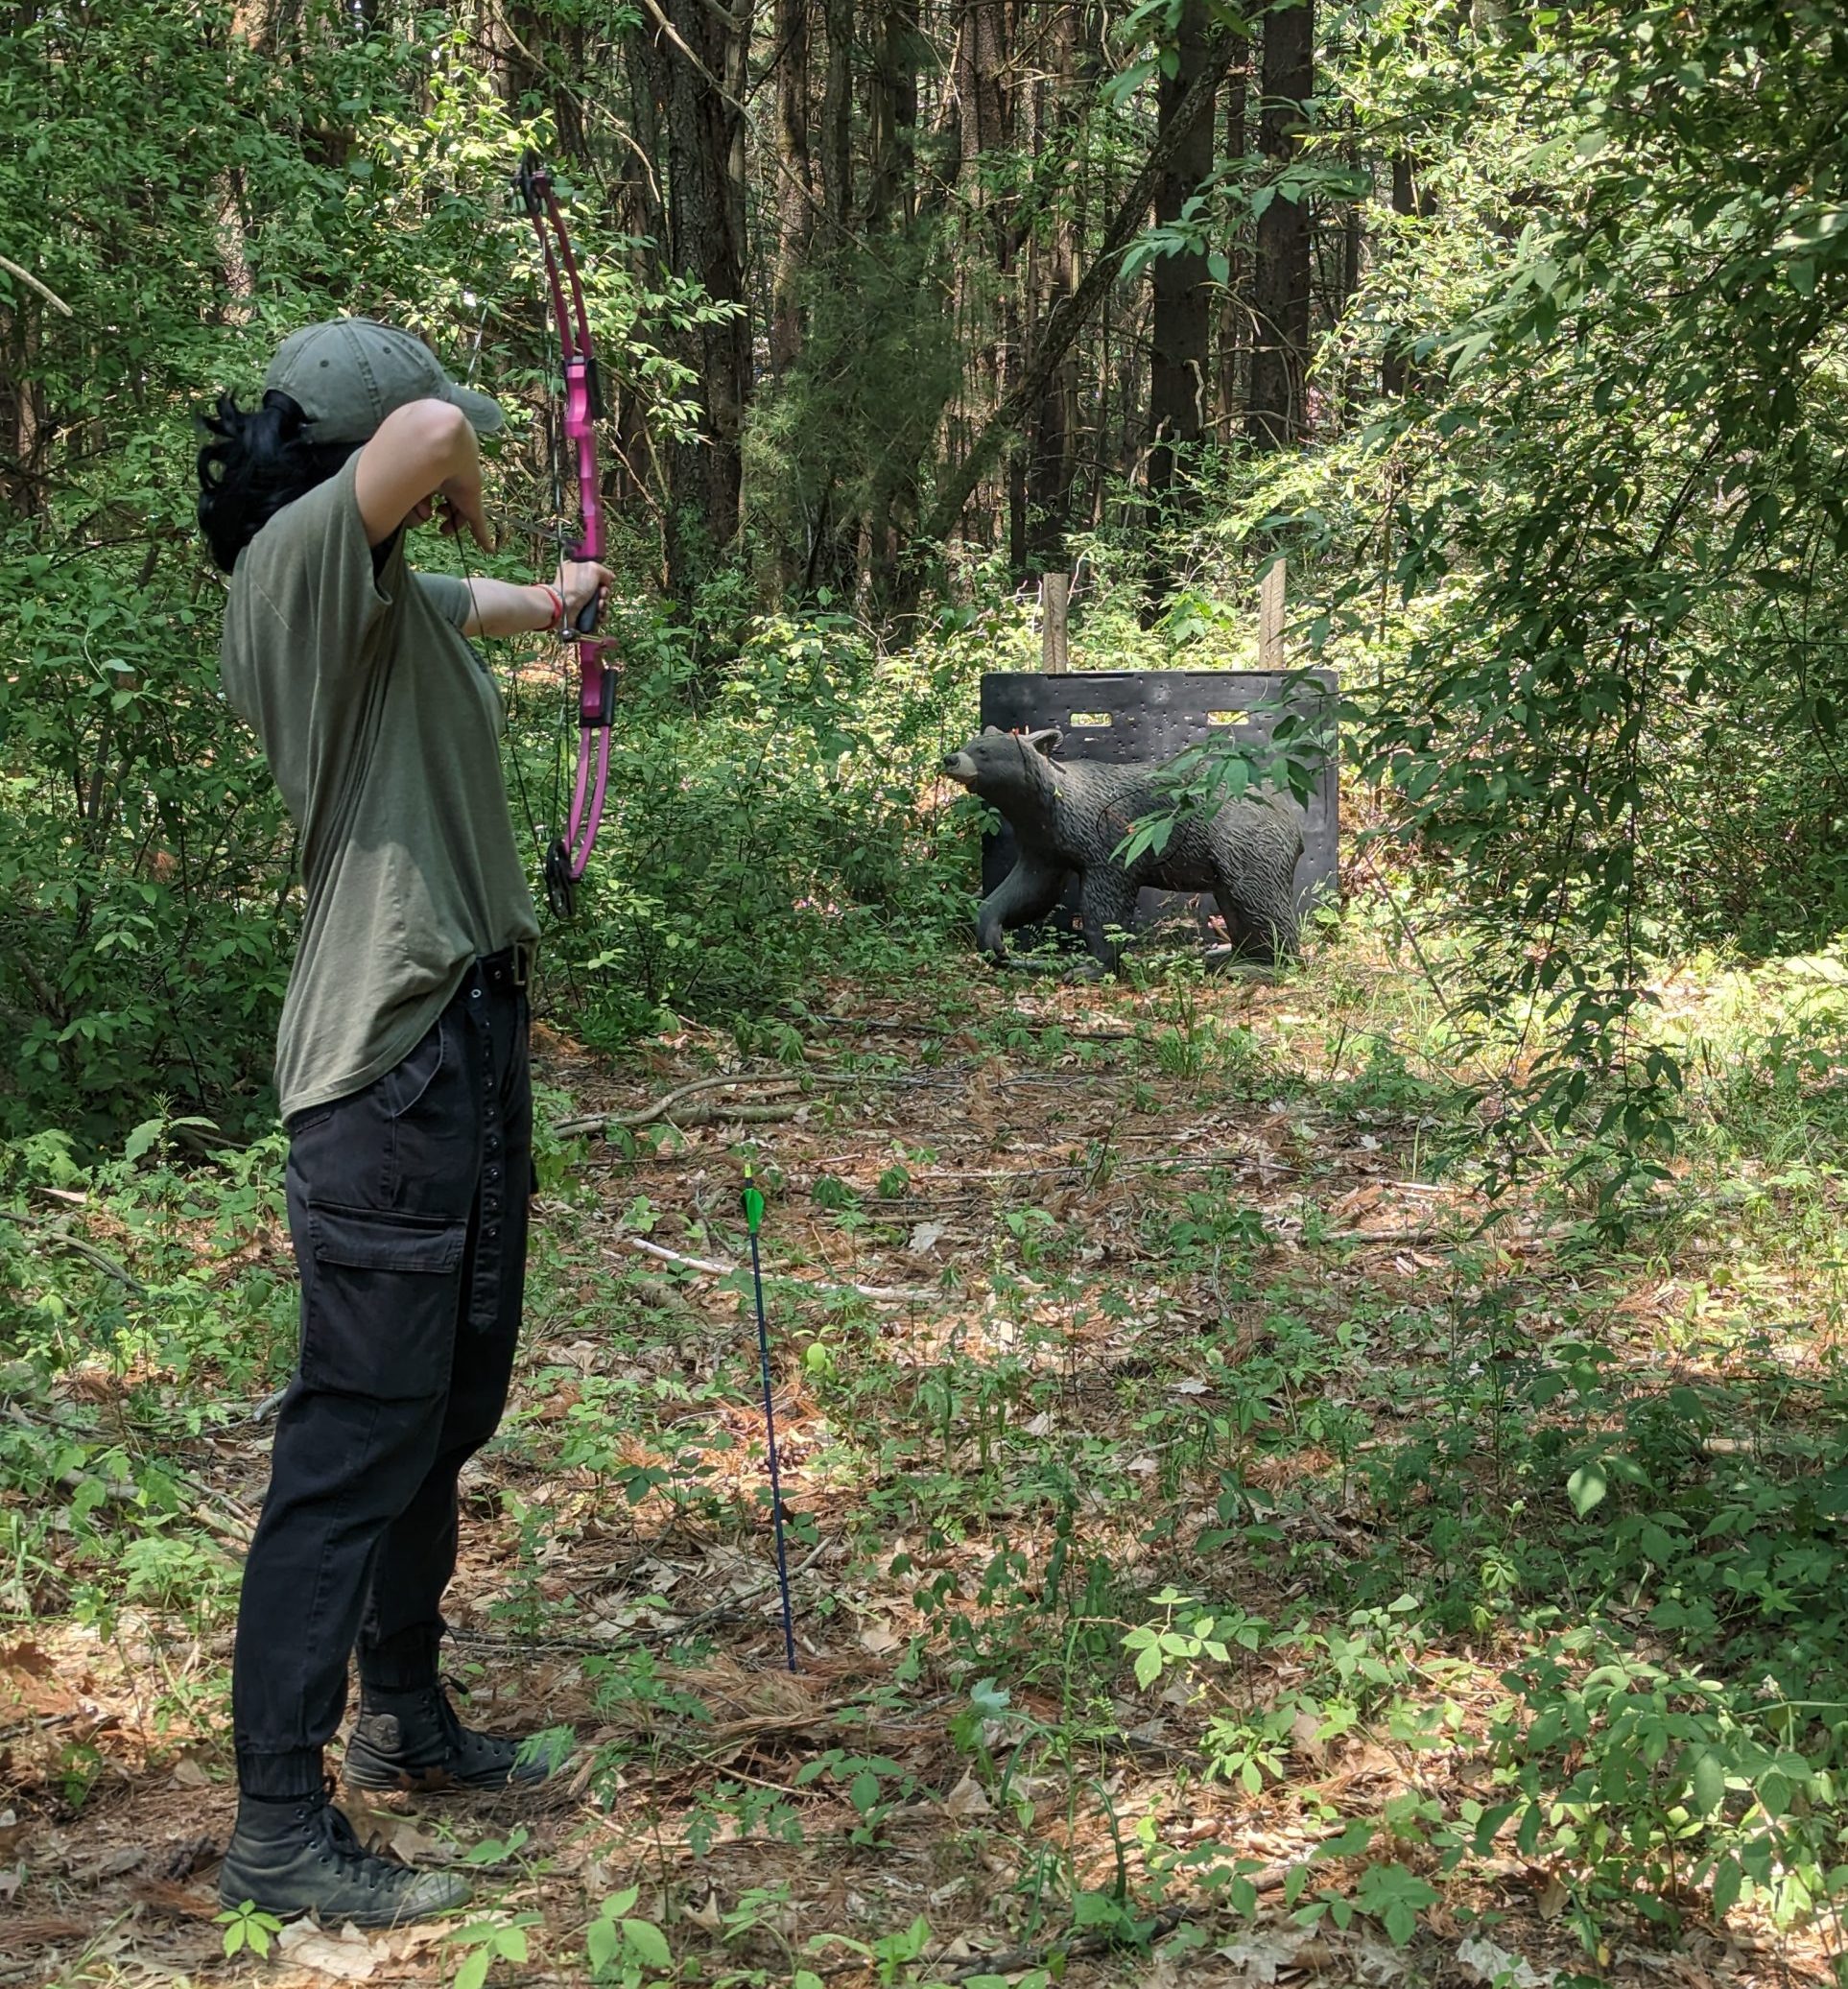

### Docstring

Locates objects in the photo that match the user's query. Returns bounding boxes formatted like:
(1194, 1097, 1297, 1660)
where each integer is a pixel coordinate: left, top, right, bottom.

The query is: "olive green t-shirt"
(220, 455, 539, 1122)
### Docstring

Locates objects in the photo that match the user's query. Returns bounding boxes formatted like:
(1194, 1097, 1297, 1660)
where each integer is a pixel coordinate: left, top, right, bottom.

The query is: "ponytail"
(196, 390, 360, 573)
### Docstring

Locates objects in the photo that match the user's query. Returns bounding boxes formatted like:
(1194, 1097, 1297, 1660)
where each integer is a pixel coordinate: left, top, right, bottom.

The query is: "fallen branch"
(792, 1009, 1142, 1044)
(627, 1236, 936, 1305)
(676, 1537, 831, 1632)
(5, 1405, 250, 1546)
(1315, 1219, 1565, 1248)
(0, 1208, 146, 1292)
(555, 1070, 936, 1138)
(669, 1101, 801, 1128)
(449, 1539, 833, 1651)
(557, 1073, 800, 1134)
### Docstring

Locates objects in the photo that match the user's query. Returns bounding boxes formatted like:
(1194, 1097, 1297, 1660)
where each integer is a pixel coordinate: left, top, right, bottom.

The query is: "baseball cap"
(264, 320, 505, 444)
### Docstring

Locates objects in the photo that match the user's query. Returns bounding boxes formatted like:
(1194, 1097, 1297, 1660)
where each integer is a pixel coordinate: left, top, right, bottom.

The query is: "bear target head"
(941, 725, 1064, 794)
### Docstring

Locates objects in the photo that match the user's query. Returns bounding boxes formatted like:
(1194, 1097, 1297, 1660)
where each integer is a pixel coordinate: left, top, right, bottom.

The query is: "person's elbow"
(355, 400, 475, 545)
(391, 397, 473, 476)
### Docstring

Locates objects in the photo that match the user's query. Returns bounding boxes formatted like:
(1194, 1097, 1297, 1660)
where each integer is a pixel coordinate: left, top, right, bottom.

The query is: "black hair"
(196, 389, 362, 573)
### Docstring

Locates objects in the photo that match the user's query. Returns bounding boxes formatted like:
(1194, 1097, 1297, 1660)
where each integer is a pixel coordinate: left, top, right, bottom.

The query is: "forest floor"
(3, 933, 1842, 1988)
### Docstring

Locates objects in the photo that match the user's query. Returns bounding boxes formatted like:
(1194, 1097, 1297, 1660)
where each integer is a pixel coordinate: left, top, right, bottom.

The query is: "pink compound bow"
(516, 150, 614, 919)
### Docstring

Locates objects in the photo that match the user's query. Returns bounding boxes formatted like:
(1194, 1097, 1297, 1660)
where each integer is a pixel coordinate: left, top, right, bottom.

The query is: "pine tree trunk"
(1381, 150, 1414, 396)
(658, 0, 755, 579)
(865, 0, 918, 228)
(1214, 44, 1249, 435)
(1246, 0, 1314, 450)
(770, 0, 813, 373)
(1025, 4, 1083, 574)
(1145, 0, 1218, 523)
(821, 0, 854, 234)
(950, 0, 1013, 555)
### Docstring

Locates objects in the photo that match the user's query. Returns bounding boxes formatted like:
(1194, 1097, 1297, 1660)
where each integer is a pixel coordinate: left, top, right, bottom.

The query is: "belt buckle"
(512, 940, 536, 989)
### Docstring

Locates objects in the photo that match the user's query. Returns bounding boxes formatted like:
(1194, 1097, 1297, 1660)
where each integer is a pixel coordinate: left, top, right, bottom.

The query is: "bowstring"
(541, 349, 570, 881)
(457, 261, 575, 927)
(448, 293, 539, 870)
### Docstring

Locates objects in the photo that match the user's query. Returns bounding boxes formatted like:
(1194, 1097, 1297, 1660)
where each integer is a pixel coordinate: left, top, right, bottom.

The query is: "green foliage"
(524, 611, 970, 1043)
(0, 5, 871, 1141)
(216, 1900, 284, 1959)
(1324, 0, 1848, 1173)
(744, 234, 960, 601)
(446, 1911, 545, 1989)
(584, 1887, 674, 1985)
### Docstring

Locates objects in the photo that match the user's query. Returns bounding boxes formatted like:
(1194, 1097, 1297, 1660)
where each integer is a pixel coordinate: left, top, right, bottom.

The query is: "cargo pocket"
(300, 1204, 468, 1402)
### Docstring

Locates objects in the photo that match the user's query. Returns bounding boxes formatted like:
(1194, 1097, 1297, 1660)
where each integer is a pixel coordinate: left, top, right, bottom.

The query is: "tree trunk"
(770, 0, 813, 373)
(865, 0, 919, 228)
(658, 0, 755, 579)
(821, 0, 854, 234)
(1145, 0, 1219, 523)
(1382, 150, 1414, 396)
(1025, 3, 1083, 573)
(949, 0, 1014, 556)
(619, 25, 672, 572)
(1246, 0, 1314, 450)
(1214, 42, 1250, 435)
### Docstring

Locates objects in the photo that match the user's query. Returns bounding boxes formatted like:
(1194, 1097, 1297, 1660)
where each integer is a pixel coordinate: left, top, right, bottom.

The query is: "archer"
(196, 318, 614, 1928)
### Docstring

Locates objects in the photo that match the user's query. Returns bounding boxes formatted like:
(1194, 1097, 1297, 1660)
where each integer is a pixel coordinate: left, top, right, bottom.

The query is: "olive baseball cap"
(264, 319, 504, 444)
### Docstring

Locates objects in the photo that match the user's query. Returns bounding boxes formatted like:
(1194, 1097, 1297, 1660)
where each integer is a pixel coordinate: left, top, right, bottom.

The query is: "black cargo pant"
(231, 949, 533, 1800)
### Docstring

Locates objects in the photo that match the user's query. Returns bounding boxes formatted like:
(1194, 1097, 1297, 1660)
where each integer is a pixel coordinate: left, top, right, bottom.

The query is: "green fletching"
(744, 1185, 765, 1235)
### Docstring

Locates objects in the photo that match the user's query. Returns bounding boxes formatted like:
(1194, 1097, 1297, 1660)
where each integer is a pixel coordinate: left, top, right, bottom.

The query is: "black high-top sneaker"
(343, 1683, 557, 1793)
(218, 1784, 472, 1928)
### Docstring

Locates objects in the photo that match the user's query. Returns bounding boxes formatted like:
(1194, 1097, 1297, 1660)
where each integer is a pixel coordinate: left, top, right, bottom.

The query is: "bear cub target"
(943, 725, 1304, 973)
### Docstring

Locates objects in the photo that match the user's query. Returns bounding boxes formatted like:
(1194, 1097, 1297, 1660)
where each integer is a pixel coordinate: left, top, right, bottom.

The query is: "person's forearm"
(458, 580, 561, 640)
(355, 399, 486, 548)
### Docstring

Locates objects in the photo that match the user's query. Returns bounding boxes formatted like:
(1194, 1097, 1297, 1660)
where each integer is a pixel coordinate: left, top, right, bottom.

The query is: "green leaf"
(1134, 1640, 1164, 1689)
(123, 1116, 164, 1163)
(454, 1951, 491, 1989)
(969, 1677, 1011, 1719)
(1567, 1460, 1607, 1516)
(623, 1919, 673, 1969)
(1690, 1749, 1726, 1815)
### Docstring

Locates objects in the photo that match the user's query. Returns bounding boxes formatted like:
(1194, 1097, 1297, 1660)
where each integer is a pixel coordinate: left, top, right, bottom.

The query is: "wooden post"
(1258, 557, 1286, 670)
(1041, 570, 1071, 675)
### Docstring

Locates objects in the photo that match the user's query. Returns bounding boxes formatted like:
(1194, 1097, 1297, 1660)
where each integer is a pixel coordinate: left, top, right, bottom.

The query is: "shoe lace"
(431, 1681, 473, 1754)
(302, 1780, 403, 1894)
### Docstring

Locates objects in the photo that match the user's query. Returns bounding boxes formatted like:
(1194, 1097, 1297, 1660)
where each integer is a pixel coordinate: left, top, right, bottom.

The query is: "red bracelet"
(537, 584, 564, 630)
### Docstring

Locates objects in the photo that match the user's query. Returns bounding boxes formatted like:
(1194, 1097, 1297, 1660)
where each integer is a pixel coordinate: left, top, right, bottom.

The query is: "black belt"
(476, 941, 536, 992)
